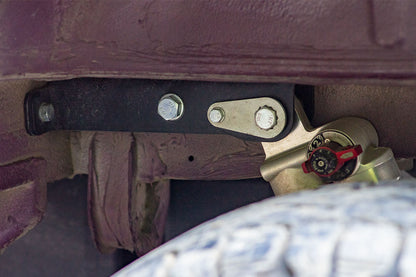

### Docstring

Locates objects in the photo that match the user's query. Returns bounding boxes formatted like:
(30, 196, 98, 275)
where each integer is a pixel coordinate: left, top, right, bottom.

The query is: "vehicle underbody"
(1, 0, 416, 260)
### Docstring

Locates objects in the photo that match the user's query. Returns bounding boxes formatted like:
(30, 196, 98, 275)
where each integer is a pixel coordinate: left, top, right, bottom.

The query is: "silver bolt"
(255, 106, 277, 130)
(157, 94, 184, 121)
(209, 108, 225, 123)
(38, 103, 55, 122)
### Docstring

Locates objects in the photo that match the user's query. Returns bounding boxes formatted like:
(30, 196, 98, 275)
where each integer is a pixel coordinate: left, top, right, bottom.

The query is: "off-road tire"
(115, 181, 416, 277)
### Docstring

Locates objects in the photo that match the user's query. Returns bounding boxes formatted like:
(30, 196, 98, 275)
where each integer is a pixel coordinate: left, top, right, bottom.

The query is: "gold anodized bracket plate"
(207, 97, 287, 139)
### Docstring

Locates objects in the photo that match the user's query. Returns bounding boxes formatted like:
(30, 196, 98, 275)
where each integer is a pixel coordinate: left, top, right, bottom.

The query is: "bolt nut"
(157, 94, 184, 121)
(38, 103, 55, 122)
(209, 108, 225, 123)
(255, 106, 277, 130)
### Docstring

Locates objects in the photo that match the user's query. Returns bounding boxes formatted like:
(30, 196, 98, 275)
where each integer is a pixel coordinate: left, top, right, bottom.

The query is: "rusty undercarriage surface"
(1, 0, 416, 254)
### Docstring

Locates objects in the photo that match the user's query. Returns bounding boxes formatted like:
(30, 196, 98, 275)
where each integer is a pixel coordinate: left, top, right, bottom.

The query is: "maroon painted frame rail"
(1, 0, 416, 84)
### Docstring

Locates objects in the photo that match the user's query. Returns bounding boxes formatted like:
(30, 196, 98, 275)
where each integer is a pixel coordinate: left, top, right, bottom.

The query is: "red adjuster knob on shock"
(302, 145, 363, 179)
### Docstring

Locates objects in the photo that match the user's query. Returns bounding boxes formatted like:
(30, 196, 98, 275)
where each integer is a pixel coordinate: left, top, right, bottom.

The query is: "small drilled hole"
(188, 155, 194, 162)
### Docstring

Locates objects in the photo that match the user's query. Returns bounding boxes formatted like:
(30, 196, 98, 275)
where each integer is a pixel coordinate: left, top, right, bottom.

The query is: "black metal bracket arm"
(25, 78, 295, 142)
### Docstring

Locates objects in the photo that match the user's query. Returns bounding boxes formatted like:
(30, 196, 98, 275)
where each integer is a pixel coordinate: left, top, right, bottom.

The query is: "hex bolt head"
(38, 103, 55, 122)
(157, 94, 184, 121)
(209, 107, 225, 123)
(255, 106, 277, 130)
